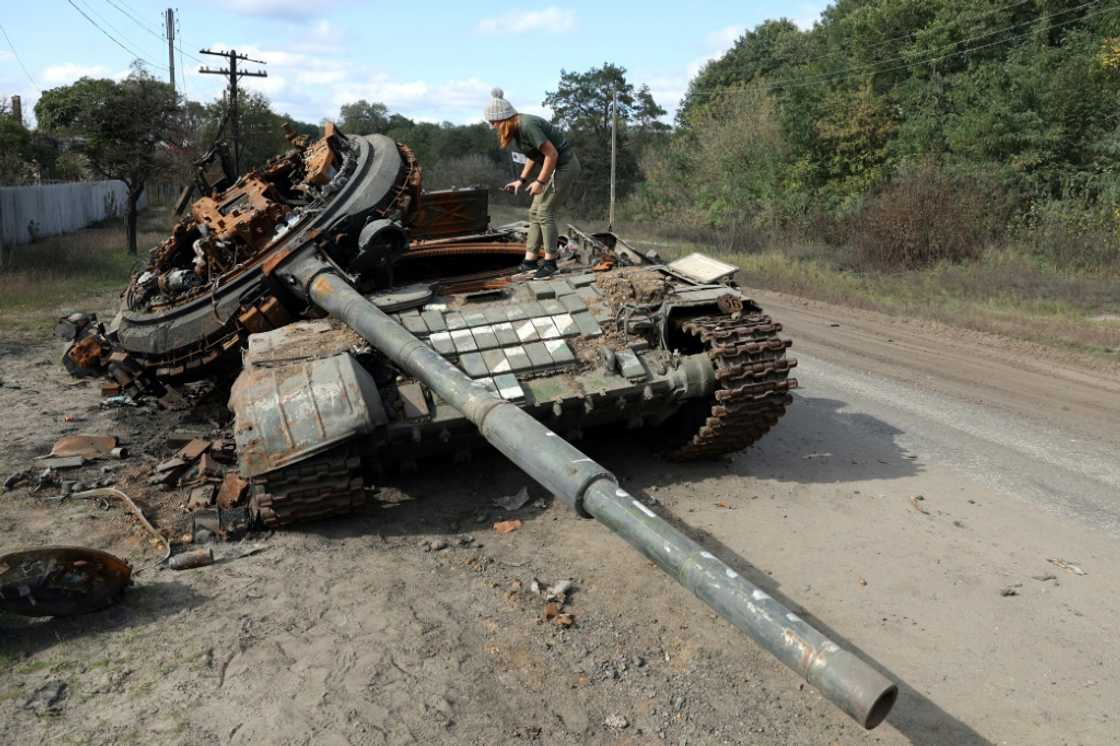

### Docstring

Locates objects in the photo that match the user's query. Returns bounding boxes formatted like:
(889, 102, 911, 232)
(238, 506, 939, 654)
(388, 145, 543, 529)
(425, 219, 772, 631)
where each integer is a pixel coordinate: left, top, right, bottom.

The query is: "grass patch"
(614, 220, 1120, 359)
(0, 210, 171, 343)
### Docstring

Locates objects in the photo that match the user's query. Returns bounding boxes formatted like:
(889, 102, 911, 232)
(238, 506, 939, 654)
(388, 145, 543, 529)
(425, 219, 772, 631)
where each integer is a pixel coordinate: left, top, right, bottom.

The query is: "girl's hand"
(503, 179, 523, 194)
(527, 180, 544, 196)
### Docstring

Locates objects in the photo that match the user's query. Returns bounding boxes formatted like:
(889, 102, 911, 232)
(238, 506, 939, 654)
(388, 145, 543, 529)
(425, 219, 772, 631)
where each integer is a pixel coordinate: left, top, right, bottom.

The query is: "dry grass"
(0, 210, 171, 343)
(617, 224, 1120, 359)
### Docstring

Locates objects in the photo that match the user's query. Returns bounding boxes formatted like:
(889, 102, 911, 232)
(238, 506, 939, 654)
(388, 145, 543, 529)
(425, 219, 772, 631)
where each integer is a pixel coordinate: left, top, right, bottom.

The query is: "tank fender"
(230, 351, 386, 478)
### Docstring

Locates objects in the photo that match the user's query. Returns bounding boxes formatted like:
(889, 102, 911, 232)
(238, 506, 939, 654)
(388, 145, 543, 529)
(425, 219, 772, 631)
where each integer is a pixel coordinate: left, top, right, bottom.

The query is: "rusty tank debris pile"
(56, 123, 900, 728)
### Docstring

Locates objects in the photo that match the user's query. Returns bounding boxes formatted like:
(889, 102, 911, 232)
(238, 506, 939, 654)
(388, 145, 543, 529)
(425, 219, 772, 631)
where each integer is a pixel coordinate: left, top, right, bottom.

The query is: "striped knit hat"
(484, 88, 516, 122)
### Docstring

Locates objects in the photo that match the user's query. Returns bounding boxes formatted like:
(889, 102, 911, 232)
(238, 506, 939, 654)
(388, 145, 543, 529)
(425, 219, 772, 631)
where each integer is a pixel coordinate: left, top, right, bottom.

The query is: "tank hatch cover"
(369, 283, 434, 312)
(668, 253, 739, 284)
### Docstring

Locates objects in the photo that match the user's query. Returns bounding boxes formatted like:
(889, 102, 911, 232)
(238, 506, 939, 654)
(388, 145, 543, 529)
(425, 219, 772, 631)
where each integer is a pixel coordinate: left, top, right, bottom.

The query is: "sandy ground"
(1, 289, 1118, 745)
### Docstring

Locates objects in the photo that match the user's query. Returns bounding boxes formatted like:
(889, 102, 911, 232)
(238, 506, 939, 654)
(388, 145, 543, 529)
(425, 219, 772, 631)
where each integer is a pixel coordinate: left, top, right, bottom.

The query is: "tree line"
(632, 0, 1120, 270)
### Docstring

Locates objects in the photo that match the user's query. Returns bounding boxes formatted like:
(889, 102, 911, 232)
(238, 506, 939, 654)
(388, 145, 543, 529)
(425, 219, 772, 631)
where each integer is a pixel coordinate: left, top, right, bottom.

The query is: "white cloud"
(477, 7, 576, 34)
(224, 0, 336, 20)
(791, 2, 828, 30)
(687, 25, 743, 79)
(707, 25, 742, 50)
(41, 63, 113, 84)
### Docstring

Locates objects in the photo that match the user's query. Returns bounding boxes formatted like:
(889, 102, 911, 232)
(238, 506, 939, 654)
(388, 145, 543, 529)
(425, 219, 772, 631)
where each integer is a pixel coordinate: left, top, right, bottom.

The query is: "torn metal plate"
(668, 253, 739, 284)
(0, 546, 132, 617)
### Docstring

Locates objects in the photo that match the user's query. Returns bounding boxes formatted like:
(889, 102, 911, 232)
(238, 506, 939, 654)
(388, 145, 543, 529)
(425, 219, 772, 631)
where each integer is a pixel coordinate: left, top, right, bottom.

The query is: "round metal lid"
(368, 283, 434, 312)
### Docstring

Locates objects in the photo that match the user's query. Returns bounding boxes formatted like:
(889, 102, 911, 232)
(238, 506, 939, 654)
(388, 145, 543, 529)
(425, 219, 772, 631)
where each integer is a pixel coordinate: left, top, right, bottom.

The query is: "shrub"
(1012, 199, 1120, 272)
(850, 161, 1003, 270)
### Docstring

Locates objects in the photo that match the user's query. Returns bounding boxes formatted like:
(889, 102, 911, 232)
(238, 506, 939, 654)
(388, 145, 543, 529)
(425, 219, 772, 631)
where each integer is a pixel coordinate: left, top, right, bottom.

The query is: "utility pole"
(608, 91, 618, 231)
(164, 9, 175, 93)
(198, 49, 267, 175)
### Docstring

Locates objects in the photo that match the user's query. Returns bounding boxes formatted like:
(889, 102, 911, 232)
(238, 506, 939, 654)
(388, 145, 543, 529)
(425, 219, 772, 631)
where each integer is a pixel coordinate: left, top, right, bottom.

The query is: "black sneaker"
(534, 259, 557, 278)
(518, 259, 539, 272)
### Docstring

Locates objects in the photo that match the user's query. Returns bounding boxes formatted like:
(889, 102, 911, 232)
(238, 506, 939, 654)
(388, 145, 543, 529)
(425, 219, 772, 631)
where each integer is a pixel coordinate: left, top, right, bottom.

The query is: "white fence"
(0, 180, 143, 248)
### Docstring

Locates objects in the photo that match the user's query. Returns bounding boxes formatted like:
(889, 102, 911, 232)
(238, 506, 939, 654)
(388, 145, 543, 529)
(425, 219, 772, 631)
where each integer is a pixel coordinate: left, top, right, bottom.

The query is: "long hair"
(495, 115, 519, 150)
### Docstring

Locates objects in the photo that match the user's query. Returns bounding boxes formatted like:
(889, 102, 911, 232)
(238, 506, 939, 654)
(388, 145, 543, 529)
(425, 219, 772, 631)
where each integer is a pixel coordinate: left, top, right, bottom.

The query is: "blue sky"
(1, 1, 829, 125)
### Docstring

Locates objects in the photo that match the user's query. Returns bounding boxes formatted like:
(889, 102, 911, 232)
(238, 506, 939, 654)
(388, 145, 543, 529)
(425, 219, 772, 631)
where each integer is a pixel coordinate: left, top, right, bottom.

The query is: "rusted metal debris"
(168, 547, 213, 571)
(0, 546, 132, 617)
(69, 488, 172, 565)
(46, 435, 124, 460)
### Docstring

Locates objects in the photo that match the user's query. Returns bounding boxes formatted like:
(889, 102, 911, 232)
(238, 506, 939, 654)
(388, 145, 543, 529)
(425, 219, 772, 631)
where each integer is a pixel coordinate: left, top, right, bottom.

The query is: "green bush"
(1012, 199, 1120, 272)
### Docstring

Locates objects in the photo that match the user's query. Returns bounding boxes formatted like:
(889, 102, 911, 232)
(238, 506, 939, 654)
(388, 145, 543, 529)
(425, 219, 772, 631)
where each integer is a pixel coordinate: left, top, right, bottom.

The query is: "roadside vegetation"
(613, 3, 1120, 358)
(3, 2, 1117, 357)
(0, 209, 169, 343)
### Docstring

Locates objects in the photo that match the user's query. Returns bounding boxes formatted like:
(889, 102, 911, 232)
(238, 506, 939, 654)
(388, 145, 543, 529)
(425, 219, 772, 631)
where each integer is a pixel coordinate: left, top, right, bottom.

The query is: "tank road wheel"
(661, 312, 798, 460)
(249, 448, 368, 528)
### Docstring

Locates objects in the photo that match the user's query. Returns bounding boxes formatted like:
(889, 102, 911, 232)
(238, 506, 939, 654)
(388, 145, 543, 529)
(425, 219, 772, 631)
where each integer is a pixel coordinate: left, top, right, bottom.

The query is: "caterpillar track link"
(250, 449, 367, 528)
(669, 313, 798, 460)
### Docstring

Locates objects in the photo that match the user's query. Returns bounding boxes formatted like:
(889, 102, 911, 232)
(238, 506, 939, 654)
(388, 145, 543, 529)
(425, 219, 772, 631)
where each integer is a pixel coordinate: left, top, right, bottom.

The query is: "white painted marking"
(570, 458, 593, 464)
(700, 551, 715, 560)
(752, 590, 770, 601)
(516, 321, 537, 341)
(725, 568, 739, 579)
(615, 488, 630, 497)
(786, 613, 802, 623)
(632, 500, 656, 517)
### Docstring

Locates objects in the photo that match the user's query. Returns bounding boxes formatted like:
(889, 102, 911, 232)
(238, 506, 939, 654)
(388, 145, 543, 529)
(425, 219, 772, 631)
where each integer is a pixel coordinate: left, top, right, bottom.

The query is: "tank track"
(668, 312, 798, 460)
(249, 448, 367, 528)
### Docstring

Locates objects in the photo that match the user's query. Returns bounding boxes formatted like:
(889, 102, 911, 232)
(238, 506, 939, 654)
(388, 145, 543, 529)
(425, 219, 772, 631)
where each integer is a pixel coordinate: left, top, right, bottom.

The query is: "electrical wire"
(789, 0, 1040, 68)
(101, 0, 164, 43)
(0, 21, 38, 89)
(769, 0, 1108, 91)
(684, 0, 1114, 101)
(66, 0, 168, 71)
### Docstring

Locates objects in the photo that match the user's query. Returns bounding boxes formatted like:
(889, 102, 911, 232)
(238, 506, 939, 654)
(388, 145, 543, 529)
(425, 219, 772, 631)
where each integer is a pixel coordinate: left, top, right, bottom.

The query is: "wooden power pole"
(198, 49, 267, 175)
(164, 9, 175, 93)
(609, 91, 618, 231)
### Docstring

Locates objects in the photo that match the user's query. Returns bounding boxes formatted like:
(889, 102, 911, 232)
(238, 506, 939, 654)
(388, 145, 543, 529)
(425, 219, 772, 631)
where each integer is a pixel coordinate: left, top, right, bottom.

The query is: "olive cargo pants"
(525, 154, 581, 256)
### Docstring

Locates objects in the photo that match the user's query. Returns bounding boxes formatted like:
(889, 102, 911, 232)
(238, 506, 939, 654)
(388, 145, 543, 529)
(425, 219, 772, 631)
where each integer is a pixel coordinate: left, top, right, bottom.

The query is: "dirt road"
(1, 290, 1117, 745)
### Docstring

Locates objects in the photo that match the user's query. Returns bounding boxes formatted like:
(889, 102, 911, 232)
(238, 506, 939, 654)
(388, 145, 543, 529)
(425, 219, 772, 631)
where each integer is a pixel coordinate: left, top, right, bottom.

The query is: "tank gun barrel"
(277, 254, 898, 729)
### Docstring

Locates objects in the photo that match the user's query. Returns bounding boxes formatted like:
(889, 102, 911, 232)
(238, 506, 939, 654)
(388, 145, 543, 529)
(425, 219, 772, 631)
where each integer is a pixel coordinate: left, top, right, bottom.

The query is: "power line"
(198, 48, 268, 174)
(175, 15, 189, 99)
(66, 0, 168, 71)
(0, 21, 38, 89)
(102, 0, 164, 43)
(76, 0, 162, 63)
(790, 0, 1040, 69)
(769, 0, 1107, 91)
(100, 0, 204, 64)
(685, 0, 1113, 102)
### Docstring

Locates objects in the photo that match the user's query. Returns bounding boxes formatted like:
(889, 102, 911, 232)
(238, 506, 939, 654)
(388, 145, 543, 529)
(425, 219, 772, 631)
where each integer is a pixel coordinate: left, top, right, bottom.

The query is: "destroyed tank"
(94, 123, 797, 525)
(73, 126, 901, 729)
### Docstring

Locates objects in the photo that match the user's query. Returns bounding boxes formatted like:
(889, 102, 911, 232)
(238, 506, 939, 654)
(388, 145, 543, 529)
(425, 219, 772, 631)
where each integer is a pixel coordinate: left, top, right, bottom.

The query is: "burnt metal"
(274, 254, 896, 728)
(169, 548, 214, 571)
(0, 546, 132, 617)
(410, 187, 490, 240)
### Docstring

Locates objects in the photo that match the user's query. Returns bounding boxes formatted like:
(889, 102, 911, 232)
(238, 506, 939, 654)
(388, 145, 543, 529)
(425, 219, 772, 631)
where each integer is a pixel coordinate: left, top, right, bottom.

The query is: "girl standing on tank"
(485, 88, 580, 279)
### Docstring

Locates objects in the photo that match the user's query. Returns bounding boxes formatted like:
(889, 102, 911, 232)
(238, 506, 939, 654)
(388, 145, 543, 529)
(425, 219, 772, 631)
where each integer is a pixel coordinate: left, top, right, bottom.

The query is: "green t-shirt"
(514, 114, 573, 167)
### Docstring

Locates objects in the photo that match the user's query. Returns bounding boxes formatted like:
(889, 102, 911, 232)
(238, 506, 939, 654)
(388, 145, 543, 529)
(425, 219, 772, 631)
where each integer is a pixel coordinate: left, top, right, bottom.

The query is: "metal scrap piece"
(0, 546, 132, 617)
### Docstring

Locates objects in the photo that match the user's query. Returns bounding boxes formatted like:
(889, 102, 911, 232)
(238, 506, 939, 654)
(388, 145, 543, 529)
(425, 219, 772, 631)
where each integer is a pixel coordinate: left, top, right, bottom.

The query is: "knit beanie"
(484, 88, 517, 122)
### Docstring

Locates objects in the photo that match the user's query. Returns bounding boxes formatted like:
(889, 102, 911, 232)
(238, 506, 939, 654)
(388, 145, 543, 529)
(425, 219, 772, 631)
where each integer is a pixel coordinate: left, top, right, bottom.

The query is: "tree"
(543, 63, 667, 215)
(36, 66, 179, 253)
(338, 100, 390, 135)
(0, 116, 33, 184)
